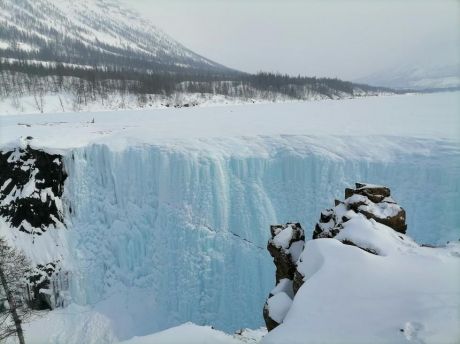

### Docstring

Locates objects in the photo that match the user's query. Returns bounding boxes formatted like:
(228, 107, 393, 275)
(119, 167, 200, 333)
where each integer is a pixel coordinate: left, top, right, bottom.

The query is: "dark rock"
(341, 239, 378, 255)
(314, 183, 407, 239)
(263, 302, 280, 332)
(264, 223, 305, 331)
(292, 270, 304, 295)
(358, 207, 407, 234)
(320, 210, 333, 222)
(347, 183, 391, 203)
(267, 223, 304, 283)
(27, 262, 58, 310)
(0, 145, 67, 234)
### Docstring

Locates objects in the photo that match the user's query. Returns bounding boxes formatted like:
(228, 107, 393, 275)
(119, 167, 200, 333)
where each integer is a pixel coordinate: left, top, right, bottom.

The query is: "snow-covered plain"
(1, 92, 459, 148)
(0, 92, 459, 342)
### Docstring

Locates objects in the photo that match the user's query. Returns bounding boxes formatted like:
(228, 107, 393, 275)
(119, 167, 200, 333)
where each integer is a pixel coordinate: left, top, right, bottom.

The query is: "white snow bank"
(8, 306, 266, 344)
(4, 304, 118, 344)
(270, 278, 294, 299)
(0, 92, 458, 152)
(120, 323, 245, 344)
(266, 292, 293, 324)
(0, 217, 70, 266)
(263, 231, 460, 344)
(335, 215, 418, 256)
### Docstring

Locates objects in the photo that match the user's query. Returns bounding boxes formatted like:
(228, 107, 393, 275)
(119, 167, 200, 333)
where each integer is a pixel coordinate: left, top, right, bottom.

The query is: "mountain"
(355, 63, 460, 91)
(0, 0, 231, 75)
(0, 0, 394, 114)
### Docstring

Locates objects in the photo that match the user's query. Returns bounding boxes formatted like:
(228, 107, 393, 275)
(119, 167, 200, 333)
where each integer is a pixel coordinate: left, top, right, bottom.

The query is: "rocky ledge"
(0, 145, 67, 235)
(0, 144, 68, 310)
(263, 183, 409, 331)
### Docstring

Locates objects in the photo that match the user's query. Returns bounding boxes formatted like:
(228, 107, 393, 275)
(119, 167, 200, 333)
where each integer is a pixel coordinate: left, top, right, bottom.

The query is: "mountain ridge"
(0, 0, 233, 75)
(0, 0, 397, 114)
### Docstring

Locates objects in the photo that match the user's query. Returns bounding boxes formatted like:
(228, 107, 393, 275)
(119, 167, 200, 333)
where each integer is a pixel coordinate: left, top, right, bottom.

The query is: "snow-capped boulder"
(263, 223, 304, 331)
(313, 182, 406, 239)
(262, 184, 460, 343)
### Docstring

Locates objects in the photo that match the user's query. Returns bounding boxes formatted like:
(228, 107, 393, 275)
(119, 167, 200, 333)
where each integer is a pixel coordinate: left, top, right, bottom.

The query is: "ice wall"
(62, 136, 460, 339)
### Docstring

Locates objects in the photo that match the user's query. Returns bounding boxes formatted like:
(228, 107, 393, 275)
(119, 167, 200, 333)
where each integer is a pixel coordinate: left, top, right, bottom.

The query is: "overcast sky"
(123, 0, 459, 80)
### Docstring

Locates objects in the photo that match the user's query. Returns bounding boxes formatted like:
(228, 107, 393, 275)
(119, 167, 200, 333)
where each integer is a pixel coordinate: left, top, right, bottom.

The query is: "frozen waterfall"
(62, 135, 459, 339)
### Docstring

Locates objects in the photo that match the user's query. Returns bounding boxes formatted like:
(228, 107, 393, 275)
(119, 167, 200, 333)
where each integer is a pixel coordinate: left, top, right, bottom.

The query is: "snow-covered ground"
(0, 86, 385, 116)
(0, 91, 459, 343)
(0, 92, 305, 116)
(1, 92, 459, 148)
(263, 217, 460, 344)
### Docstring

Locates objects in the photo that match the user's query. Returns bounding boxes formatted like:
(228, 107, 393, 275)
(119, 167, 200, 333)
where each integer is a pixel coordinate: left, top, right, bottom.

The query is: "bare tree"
(0, 237, 32, 344)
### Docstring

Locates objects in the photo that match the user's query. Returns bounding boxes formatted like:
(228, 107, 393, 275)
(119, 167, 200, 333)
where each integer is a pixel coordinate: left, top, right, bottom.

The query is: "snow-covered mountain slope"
(0, 0, 229, 74)
(356, 63, 460, 90)
(0, 92, 459, 340)
(262, 185, 460, 344)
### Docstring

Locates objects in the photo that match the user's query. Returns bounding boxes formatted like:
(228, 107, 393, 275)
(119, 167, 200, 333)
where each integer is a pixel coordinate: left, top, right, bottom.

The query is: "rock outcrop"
(0, 145, 69, 310)
(0, 145, 67, 234)
(264, 183, 408, 332)
(263, 223, 305, 331)
(262, 186, 460, 343)
(313, 182, 406, 239)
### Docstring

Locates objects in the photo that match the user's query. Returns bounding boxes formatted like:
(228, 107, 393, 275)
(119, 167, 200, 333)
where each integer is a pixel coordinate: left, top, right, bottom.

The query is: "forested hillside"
(0, 0, 394, 113)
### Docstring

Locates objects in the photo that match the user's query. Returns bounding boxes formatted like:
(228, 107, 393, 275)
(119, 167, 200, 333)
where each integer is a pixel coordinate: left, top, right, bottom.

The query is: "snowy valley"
(0, 0, 394, 115)
(0, 0, 459, 343)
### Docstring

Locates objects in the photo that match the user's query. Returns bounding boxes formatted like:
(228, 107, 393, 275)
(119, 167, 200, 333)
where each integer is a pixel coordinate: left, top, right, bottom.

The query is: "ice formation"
(0, 92, 459, 340)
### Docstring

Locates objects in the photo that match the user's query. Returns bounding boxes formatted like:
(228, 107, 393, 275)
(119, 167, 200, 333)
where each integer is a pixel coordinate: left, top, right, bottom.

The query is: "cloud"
(124, 0, 460, 79)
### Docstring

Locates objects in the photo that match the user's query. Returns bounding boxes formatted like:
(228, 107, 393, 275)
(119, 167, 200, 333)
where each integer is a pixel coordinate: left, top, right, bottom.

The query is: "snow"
(345, 194, 403, 219)
(4, 308, 266, 344)
(266, 292, 292, 324)
(335, 215, 417, 256)
(0, 217, 70, 267)
(234, 328, 267, 343)
(0, 178, 11, 191)
(120, 323, 243, 344)
(270, 278, 294, 299)
(4, 304, 118, 344)
(0, 92, 459, 340)
(263, 233, 460, 344)
(288, 241, 303, 263)
(272, 225, 293, 249)
(0, 91, 303, 116)
(358, 201, 401, 218)
(1, 0, 221, 71)
(0, 92, 459, 150)
(0, 40, 9, 49)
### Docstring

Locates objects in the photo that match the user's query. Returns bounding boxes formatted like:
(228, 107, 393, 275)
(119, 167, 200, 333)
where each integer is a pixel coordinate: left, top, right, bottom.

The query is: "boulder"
(314, 183, 407, 238)
(263, 223, 305, 331)
(264, 183, 408, 332)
